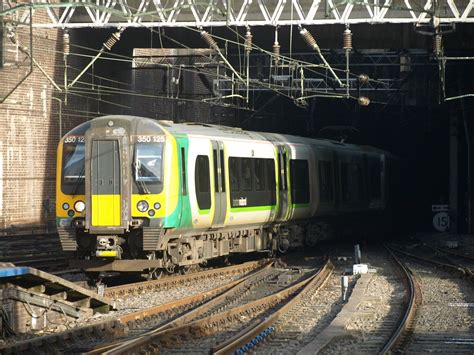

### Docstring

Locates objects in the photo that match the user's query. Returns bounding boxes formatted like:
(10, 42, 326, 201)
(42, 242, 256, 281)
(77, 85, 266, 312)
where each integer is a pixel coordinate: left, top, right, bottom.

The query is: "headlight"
(137, 200, 149, 212)
(148, 209, 155, 217)
(62, 203, 70, 210)
(74, 200, 86, 212)
(154, 202, 161, 210)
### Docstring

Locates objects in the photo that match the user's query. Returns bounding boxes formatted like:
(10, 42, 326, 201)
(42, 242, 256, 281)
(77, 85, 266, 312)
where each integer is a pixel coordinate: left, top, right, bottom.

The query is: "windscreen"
(62, 137, 85, 195)
(133, 142, 164, 194)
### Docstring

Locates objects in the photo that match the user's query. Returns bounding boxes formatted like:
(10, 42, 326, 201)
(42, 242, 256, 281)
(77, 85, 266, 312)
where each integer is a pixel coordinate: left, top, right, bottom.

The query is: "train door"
(275, 145, 289, 221)
(211, 141, 227, 228)
(90, 140, 121, 227)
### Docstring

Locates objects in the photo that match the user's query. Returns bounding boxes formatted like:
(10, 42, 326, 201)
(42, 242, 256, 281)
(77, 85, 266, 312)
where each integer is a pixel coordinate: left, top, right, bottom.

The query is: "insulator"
(358, 96, 370, 106)
(358, 73, 370, 84)
(245, 27, 252, 53)
(299, 28, 318, 51)
(273, 42, 281, 64)
(63, 31, 70, 56)
(104, 30, 122, 51)
(273, 27, 280, 65)
(343, 28, 352, 50)
(433, 34, 443, 55)
(201, 30, 219, 50)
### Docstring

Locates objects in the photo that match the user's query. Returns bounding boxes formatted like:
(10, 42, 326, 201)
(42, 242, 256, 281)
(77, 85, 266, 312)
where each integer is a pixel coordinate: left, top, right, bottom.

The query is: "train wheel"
(147, 268, 163, 280)
(179, 266, 190, 275)
(166, 264, 175, 274)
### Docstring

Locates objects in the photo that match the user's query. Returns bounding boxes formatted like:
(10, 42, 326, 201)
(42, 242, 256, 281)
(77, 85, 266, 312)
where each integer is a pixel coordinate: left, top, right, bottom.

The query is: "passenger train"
(56, 115, 394, 275)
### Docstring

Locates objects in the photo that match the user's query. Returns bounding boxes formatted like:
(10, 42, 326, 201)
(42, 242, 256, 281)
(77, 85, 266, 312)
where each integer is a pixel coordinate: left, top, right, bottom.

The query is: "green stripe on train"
(230, 205, 276, 213)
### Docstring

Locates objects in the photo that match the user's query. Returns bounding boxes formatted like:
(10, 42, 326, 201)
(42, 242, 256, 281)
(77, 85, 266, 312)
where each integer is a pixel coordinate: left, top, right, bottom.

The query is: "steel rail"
(104, 260, 329, 354)
(388, 244, 468, 277)
(100, 262, 275, 353)
(104, 259, 268, 298)
(380, 246, 422, 354)
(212, 259, 334, 354)
(86, 264, 272, 354)
(1, 261, 270, 354)
(430, 247, 474, 277)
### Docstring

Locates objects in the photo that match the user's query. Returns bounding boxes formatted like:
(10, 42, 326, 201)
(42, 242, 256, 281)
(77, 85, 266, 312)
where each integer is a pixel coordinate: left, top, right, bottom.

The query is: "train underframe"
(58, 212, 389, 275)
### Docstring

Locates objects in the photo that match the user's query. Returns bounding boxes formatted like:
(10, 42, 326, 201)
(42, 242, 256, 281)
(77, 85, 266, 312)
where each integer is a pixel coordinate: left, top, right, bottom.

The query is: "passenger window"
(290, 159, 310, 204)
(319, 161, 334, 202)
(341, 161, 363, 202)
(195, 155, 211, 210)
(241, 158, 252, 191)
(229, 157, 240, 192)
(340, 162, 351, 202)
(265, 159, 276, 191)
(254, 159, 265, 191)
(353, 163, 364, 201)
(369, 158, 382, 199)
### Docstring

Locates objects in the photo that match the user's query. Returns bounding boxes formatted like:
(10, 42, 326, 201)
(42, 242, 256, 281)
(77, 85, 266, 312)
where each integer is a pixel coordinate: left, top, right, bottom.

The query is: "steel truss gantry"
(1, 0, 474, 28)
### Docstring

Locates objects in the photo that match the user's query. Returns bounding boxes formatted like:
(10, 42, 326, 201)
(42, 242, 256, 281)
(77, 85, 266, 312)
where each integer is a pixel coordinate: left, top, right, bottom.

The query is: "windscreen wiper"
(134, 161, 151, 194)
(71, 166, 85, 196)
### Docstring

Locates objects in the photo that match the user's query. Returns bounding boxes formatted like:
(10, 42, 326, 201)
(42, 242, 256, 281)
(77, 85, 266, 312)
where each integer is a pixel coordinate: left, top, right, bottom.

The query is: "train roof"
(79, 115, 389, 156)
(160, 120, 387, 155)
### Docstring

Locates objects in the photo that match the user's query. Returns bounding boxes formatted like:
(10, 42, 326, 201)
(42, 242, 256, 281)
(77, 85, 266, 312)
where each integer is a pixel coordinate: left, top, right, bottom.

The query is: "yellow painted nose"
(91, 194, 121, 226)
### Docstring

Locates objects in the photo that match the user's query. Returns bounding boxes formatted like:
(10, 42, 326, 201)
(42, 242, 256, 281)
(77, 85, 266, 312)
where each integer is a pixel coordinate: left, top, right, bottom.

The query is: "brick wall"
(0, 5, 87, 230)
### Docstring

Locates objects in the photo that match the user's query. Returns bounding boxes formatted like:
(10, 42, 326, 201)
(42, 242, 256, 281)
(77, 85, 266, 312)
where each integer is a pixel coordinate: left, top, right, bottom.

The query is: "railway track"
(430, 246, 474, 277)
(389, 246, 474, 354)
(103, 260, 267, 298)
(389, 244, 472, 277)
(3, 245, 472, 354)
(212, 260, 334, 355)
(81, 259, 329, 354)
(312, 244, 473, 355)
(0, 232, 62, 258)
(0, 260, 267, 354)
(0, 231, 69, 273)
(4, 255, 69, 272)
(251, 246, 421, 354)
(379, 246, 421, 353)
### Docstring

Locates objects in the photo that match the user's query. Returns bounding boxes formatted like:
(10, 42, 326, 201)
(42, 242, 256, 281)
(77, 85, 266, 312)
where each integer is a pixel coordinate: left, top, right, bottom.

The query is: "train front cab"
(56, 116, 177, 269)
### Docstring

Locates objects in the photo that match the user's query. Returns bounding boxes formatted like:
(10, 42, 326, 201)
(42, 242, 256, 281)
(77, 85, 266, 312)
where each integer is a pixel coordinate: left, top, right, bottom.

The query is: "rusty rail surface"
(434, 247, 474, 261)
(380, 246, 422, 354)
(0, 261, 269, 354)
(103, 260, 329, 354)
(430, 247, 474, 277)
(104, 259, 268, 298)
(87, 261, 274, 354)
(388, 245, 468, 277)
(0, 232, 62, 260)
(212, 259, 334, 354)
